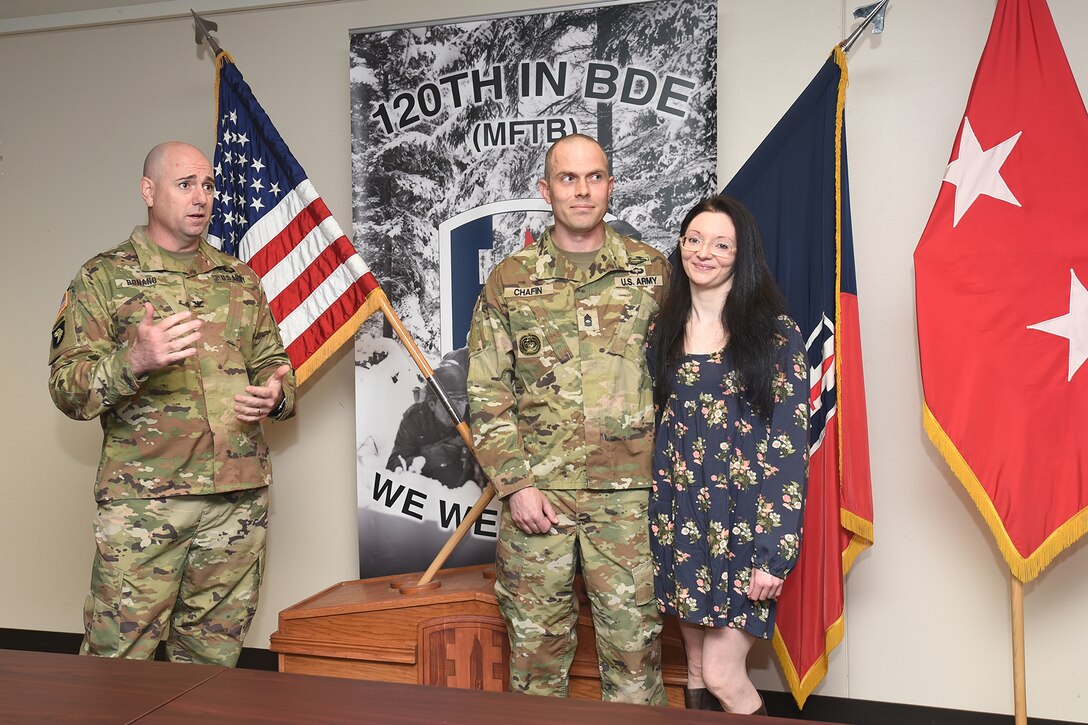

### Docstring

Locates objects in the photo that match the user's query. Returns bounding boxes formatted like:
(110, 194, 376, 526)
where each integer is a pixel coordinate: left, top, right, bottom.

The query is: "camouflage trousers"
(494, 488, 665, 705)
(80, 488, 268, 666)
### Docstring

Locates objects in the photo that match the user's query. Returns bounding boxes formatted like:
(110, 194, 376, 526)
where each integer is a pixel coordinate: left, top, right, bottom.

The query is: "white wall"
(1, 1, 1085, 721)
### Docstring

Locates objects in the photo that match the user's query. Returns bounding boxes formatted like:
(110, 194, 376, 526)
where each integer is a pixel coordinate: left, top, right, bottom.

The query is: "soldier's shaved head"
(139, 142, 214, 251)
(543, 133, 608, 181)
(143, 141, 206, 180)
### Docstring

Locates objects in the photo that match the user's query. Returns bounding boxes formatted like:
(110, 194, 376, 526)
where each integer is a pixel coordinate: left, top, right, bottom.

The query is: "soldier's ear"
(140, 176, 155, 209)
(539, 178, 552, 204)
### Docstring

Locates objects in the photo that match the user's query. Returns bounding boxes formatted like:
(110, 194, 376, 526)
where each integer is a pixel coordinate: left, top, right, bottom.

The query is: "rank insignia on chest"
(579, 308, 600, 334)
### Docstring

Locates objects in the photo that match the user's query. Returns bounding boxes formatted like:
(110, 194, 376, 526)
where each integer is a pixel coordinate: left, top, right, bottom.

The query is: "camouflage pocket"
(253, 547, 265, 592)
(631, 559, 655, 607)
(510, 301, 573, 389)
(82, 546, 125, 651)
(115, 290, 154, 345)
(224, 286, 248, 346)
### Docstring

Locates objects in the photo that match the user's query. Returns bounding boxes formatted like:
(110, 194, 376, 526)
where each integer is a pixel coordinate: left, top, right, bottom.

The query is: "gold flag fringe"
(922, 402, 1088, 582)
(214, 50, 233, 113)
(842, 521, 873, 575)
(831, 44, 875, 581)
(773, 611, 846, 710)
(295, 288, 386, 387)
(832, 45, 848, 498)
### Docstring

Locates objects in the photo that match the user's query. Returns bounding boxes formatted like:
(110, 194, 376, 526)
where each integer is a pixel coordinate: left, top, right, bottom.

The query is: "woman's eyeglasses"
(678, 235, 736, 258)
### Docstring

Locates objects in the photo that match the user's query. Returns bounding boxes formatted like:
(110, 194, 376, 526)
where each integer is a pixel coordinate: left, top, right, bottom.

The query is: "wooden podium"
(271, 564, 689, 707)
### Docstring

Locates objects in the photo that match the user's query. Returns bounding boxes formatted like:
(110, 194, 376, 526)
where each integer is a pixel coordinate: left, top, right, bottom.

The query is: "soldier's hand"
(747, 568, 784, 602)
(129, 302, 202, 377)
(508, 487, 558, 535)
(235, 364, 290, 423)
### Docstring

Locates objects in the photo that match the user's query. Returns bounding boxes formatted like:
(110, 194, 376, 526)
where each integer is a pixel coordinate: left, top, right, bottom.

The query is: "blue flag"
(723, 47, 873, 707)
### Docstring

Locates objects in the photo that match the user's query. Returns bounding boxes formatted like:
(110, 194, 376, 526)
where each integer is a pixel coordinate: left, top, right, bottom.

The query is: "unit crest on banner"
(348, 0, 718, 577)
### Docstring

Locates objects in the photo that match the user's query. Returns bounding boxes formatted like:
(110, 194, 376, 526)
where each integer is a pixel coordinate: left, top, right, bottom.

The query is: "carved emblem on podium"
(419, 615, 509, 691)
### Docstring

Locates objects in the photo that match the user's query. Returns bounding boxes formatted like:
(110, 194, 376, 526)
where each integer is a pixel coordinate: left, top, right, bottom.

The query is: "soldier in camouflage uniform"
(467, 134, 669, 704)
(48, 142, 295, 666)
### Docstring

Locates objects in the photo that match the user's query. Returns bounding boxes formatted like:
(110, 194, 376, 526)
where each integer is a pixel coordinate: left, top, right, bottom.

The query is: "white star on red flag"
(915, 0, 1088, 581)
(1027, 269, 1088, 381)
(943, 117, 1021, 227)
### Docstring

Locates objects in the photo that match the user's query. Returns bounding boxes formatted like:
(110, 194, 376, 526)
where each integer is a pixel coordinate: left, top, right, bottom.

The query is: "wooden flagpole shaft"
(375, 295, 497, 593)
(1011, 575, 1026, 725)
(377, 295, 472, 450)
(409, 486, 497, 592)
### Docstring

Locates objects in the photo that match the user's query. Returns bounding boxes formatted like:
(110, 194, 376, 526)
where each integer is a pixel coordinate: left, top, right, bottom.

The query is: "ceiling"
(0, 0, 333, 34)
(0, 1, 178, 20)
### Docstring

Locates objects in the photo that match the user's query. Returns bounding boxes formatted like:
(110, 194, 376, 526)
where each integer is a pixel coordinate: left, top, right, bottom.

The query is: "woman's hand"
(747, 568, 784, 602)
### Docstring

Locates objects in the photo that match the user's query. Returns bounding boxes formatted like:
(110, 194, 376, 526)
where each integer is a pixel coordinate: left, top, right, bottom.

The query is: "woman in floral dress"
(647, 196, 809, 715)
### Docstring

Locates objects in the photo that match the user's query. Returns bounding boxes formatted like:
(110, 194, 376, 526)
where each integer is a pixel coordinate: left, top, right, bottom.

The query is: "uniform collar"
(129, 225, 229, 274)
(534, 223, 636, 283)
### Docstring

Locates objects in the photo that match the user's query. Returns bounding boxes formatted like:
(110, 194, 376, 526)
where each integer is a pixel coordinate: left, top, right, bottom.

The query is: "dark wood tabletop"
(0, 648, 221, 723)
(1, 649, 842, 725)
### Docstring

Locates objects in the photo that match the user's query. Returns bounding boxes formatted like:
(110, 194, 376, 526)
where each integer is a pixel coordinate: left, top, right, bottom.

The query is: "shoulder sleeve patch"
(51, 290, 69, 349)
(54, 289, 69, 323)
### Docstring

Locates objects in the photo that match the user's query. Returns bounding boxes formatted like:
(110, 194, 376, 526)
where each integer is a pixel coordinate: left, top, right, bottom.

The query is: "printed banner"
(350, 0, 718, 578)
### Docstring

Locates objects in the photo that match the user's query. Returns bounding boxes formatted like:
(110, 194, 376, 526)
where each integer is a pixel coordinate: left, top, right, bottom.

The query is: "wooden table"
(0, 648, 220, 723)
(0, 649, 842, 724)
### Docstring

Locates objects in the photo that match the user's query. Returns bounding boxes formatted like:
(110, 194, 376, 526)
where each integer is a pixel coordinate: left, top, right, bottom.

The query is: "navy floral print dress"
(648, 316, 809, 639)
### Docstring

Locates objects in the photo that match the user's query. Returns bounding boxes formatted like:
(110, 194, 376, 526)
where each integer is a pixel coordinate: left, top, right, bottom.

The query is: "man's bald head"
(139, 142, 215, 252)
(143, 141, 208, 181)
(543, 133, 609, 182)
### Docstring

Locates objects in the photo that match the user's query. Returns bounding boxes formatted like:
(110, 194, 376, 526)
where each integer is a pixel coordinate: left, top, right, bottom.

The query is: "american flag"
(208, 53, 384, 385)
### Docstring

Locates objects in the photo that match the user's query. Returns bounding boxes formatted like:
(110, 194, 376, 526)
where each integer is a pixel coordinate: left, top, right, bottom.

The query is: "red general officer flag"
(915, 0, 1088, 581)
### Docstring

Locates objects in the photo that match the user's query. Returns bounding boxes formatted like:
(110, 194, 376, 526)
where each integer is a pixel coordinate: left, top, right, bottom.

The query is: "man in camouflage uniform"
(48, 141, 295, 666)
(467, 134, 669, 704)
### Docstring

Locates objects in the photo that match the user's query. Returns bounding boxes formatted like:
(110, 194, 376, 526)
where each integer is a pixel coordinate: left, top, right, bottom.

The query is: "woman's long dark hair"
(650, 195, 787, 419)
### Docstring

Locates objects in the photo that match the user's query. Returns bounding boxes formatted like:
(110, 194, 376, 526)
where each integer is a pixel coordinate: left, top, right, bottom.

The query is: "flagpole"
(192, 11, 498, 594)
(839, 0, 890, 53)
(1011, 577, 1027, 725)
(190, 9, 221, 55)
(376, 293, 498, 594)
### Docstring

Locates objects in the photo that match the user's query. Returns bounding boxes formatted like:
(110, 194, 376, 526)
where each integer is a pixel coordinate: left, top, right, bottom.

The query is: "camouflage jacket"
(467, 224, 668, 499)
(48, 226, 295, 503)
